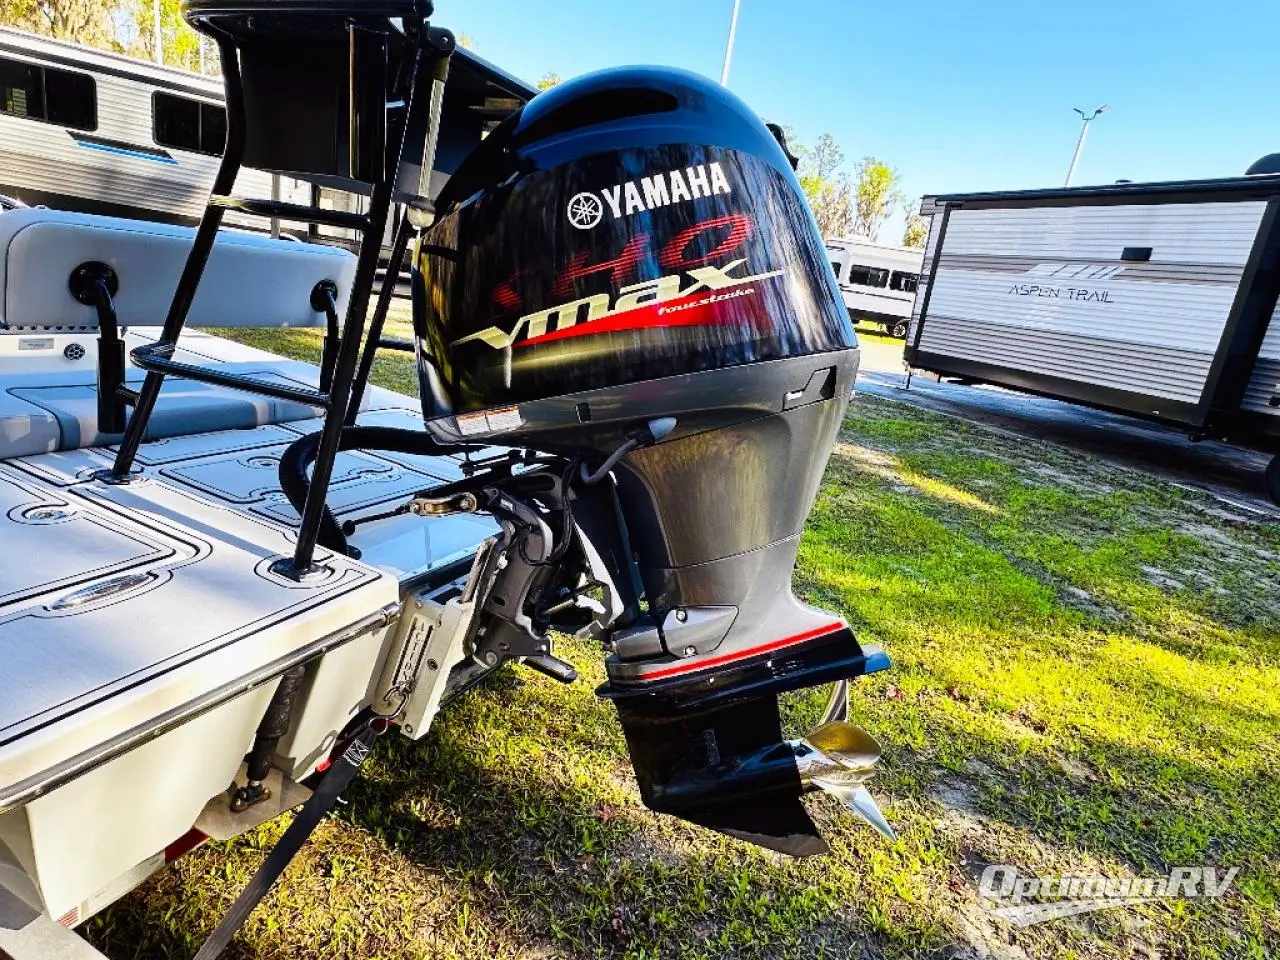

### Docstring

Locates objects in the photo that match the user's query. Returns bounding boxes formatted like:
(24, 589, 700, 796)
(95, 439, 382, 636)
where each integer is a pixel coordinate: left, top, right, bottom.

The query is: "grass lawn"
(852, 325, 906, 348)
(86, 319, 1280, 959)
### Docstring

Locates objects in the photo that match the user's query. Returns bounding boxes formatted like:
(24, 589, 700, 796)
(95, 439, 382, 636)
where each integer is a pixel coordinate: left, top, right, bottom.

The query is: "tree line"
(2, 0, 212, 72)
(789, 131, 926, 248)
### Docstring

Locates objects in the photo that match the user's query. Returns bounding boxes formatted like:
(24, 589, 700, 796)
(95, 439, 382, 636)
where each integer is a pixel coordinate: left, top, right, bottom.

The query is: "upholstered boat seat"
(0, 208, 356, 330)
(0, 209, 360, 458)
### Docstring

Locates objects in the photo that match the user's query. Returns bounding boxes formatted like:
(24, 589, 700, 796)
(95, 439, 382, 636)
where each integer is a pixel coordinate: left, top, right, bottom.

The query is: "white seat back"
(0, 208, 357, 331)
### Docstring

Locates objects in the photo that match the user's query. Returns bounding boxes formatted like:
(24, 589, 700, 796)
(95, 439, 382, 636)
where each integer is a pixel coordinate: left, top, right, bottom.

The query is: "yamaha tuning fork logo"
(567, 192, 605, 229)
(567, 163, 733, 229)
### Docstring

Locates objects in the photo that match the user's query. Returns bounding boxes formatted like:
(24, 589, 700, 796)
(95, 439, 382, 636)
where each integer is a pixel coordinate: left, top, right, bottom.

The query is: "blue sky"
(453, 0, 1279, 240)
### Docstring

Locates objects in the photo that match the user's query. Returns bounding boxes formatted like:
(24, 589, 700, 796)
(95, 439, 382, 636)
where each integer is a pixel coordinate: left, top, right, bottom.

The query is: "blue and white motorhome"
(0, 26, 310, 227)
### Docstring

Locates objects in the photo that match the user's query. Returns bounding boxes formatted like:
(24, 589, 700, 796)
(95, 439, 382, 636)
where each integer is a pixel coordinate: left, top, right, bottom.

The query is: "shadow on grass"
(330, 676, 935, 959)
(822, 430, 1280, 667)
(795, 414, 1280, 954)
(85, 392, 1280, 959)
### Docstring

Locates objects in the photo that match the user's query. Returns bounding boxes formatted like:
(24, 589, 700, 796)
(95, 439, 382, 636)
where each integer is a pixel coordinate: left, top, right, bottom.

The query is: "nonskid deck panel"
(0, 408, 498, 801)
(0, 469, 176, 611)
(0, 456, 390, 767)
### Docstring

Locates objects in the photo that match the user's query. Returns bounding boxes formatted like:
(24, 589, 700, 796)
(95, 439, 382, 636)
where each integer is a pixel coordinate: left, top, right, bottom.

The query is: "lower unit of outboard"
(593, 354, 893, 853)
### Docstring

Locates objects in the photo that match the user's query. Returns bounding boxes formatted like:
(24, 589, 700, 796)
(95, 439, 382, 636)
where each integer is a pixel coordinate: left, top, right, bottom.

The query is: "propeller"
(792, 720, 896, 841)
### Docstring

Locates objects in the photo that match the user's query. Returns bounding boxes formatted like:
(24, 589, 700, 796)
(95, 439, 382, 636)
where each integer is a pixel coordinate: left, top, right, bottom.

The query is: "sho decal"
(567, 162, 732, 229)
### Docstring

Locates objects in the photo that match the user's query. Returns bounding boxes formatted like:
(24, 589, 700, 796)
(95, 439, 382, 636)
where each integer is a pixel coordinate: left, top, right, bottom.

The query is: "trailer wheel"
(891, 320, 909, 340)
(1266, 455, 1280, 506)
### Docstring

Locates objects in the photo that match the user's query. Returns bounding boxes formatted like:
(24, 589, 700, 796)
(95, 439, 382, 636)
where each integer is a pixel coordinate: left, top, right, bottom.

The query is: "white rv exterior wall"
(0, 27, 315, 229)
(914, 201, 1266, 406)
(824, 237, 923, 327)
(1243, 305, 1280, 417)
(0, 73, 277, 220)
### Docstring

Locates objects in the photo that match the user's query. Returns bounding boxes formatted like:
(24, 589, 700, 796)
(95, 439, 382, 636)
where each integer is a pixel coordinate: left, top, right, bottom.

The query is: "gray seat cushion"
(10, 365, 320, 451)
(0, 208, 357, 331)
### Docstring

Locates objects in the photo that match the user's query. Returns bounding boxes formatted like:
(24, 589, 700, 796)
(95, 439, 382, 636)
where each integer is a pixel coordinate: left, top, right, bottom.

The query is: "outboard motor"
(409, 66, 892, 854)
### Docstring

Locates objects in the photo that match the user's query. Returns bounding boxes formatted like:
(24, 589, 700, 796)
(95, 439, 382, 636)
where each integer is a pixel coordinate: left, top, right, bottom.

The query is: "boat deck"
(0, 333, 497, 810)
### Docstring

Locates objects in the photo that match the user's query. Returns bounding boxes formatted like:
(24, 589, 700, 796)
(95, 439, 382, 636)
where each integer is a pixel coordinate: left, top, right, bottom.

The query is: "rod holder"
(69, 262, 132, 435)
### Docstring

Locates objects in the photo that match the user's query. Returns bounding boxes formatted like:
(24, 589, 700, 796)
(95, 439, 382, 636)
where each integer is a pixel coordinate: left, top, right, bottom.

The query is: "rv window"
(0, 58, 96, 131)
(201, 102, 227, 155)
(830, 259, 844, 280)
(44, 68, 95, 129)
(889, 271, 919, 293)
(847, 264, 889, 288)
(0, 58, 42, 121)
(153, 92, 227, 156)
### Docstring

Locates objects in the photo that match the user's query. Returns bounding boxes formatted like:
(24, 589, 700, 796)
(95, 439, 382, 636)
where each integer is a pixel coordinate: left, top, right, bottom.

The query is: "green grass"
(210, 308, 420, 397)
(85, 321, 1280, 959)
(853, 326, 906, 347)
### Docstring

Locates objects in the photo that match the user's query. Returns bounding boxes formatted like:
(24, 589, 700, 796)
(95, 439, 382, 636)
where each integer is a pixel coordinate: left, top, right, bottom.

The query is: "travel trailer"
(0, 3, 894, 957)
(908, 175, 1280, 503)
(825, 236, 923, 339)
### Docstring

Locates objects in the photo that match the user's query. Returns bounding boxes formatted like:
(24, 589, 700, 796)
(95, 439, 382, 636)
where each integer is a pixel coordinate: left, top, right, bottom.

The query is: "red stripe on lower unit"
(57, 906, 78, 927)
(642, 620, 846, 681)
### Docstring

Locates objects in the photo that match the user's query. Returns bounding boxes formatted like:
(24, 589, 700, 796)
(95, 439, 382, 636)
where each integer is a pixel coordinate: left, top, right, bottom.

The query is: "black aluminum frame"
(903, 202, 950, 374)
(1200, 200, 1280, 431)
(108, 7, 451, 578)
(924, 173, 1280, 209)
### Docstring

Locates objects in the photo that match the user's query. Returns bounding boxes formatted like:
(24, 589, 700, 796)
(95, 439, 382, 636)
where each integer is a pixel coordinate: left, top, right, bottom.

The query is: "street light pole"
(720, 0, 742, 86)
(1064, 104, 1108, 187)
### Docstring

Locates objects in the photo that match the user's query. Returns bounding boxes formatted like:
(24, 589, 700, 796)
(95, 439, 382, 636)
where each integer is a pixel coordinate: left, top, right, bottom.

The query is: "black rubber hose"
(244, 664, 307, 784)
(278, 426, 483, 556)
